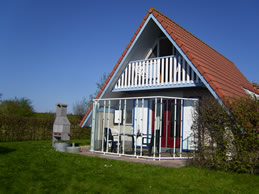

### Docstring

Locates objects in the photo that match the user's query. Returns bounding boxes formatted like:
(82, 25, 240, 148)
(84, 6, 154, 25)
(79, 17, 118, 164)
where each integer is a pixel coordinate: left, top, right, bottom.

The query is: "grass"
(0, 141, 258, 193)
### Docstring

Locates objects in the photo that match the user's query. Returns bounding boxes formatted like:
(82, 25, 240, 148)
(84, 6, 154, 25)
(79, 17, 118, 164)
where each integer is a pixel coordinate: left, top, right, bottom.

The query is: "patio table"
(119, 133, 141, 153)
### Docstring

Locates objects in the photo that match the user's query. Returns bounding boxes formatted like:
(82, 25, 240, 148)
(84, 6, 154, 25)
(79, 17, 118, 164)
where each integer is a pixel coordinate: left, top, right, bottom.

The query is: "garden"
(0, 96, 258, 193)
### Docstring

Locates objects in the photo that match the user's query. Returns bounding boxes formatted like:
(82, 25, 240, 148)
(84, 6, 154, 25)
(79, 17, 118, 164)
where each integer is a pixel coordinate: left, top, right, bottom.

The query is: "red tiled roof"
(80, 8, 258, 127)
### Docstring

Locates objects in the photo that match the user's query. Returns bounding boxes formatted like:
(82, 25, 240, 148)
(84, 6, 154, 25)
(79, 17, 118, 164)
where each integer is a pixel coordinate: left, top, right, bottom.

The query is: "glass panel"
(170, 100, 175, 138)
(176, 99, 181, 138)
(159, 38, 172, 57)
(148, 45, 157, 59)
(161, 101, 164, 137)
(169, 99, 181, 138)
(125, 100, 133, 124)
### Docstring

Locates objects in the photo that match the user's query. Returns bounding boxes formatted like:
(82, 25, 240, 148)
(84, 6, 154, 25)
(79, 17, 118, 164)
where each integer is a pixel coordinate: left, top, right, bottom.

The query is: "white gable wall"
(102, 19, 166, 98)
(101, 18, 209, 100)
(82, 16, 213, 127)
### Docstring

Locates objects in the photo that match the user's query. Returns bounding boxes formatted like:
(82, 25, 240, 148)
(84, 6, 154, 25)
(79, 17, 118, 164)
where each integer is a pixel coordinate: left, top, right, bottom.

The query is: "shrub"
(192, 96, 259, 174)
(0, 97, 34, 117)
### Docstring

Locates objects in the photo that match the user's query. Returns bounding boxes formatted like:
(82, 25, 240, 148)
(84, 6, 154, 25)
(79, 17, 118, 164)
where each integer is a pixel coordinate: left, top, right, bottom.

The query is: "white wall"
(182, 100, 197, 150)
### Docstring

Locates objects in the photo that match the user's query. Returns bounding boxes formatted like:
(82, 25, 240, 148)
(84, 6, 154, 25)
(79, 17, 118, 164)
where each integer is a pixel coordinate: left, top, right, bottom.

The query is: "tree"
(73, 97, 90, 117)
(95, 72, 108, 94)
(0, 97, 34, 117)
(73, 72, 108, 116)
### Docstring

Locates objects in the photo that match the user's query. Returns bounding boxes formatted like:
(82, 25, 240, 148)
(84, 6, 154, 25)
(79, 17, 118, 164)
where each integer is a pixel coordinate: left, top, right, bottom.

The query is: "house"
(80, 8, 259, 159)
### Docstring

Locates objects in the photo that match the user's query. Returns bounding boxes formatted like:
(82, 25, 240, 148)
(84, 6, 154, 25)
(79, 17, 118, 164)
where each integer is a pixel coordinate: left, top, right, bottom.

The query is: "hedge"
(0, 114, 90, 142)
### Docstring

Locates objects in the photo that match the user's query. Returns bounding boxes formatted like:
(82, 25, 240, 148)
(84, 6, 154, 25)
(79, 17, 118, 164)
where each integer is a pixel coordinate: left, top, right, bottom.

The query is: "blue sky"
(0, 0, 258, 113)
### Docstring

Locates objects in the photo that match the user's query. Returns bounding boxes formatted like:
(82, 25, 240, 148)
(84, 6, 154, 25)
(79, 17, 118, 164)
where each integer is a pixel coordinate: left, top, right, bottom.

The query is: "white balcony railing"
(114, 55, 202, 91)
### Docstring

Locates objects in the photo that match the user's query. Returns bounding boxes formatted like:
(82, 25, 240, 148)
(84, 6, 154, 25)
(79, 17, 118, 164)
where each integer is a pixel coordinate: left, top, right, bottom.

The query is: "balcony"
(113, 55, 203, 92)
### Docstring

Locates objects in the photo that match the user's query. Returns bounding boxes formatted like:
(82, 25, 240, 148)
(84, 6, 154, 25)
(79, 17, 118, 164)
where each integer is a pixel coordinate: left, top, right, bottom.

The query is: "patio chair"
(103, 128, 118, 152)
(147, 130, 160, 155)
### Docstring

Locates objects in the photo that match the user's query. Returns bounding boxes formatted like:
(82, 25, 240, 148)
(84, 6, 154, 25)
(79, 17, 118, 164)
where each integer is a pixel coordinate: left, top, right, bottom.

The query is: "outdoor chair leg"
(103, 140, 106, 151)
(111, 141, 118, 153)
(148, 144, 152, 156)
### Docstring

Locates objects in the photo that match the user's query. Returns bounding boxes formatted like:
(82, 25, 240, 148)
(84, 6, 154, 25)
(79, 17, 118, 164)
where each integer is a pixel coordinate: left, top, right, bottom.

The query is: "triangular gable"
(80, 8, 258, 127)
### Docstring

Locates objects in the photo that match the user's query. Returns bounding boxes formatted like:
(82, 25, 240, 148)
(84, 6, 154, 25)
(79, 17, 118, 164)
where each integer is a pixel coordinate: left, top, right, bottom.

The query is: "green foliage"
(0, 140, 259, 193)
(0, 96, 90, 141)
(227, 97, 259, 174)
(0, 113, 91, 141)
(0, 97, 34, 117)
(192, 96, 259, 174)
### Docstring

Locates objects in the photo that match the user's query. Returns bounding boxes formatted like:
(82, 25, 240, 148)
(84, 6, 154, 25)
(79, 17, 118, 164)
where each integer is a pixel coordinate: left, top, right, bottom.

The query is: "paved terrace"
(80, 146, 188, 168)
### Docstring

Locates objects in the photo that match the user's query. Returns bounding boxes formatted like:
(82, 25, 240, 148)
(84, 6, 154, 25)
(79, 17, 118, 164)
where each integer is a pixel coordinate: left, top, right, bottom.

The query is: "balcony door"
(147, 37, 175, 59)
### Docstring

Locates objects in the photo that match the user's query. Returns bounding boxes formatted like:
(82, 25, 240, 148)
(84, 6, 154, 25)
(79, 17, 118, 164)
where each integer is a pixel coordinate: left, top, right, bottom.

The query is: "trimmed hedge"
(0, 114, 90, 142)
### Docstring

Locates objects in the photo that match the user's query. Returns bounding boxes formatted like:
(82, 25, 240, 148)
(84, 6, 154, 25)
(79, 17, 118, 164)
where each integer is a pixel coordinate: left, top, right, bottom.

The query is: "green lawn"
(0, 140, 258, 193)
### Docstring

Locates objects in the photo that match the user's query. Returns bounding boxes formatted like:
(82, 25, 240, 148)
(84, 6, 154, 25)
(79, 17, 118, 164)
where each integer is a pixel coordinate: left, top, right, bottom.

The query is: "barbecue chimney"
(52, 103, 71, 146)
